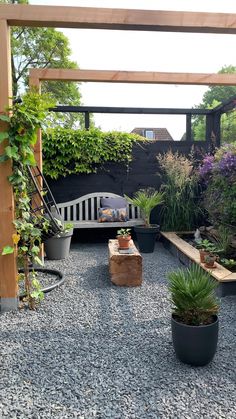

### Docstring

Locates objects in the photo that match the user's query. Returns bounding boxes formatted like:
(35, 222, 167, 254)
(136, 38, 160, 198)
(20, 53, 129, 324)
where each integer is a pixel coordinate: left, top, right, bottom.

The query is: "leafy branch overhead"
(43, 128, 145, 179)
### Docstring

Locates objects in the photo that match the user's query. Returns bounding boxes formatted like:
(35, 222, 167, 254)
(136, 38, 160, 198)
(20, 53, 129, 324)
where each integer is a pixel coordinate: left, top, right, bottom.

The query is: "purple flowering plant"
(199, 154, 215, 178)
(199, 142, 236, 230)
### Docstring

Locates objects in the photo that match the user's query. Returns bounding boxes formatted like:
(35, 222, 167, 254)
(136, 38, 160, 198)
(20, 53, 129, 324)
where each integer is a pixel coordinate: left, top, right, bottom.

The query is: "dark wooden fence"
(46, 140, 210, 203)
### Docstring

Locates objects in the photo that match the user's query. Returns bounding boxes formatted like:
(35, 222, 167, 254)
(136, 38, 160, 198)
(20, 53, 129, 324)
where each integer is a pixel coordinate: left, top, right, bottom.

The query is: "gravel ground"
(0, 241, 236, 419)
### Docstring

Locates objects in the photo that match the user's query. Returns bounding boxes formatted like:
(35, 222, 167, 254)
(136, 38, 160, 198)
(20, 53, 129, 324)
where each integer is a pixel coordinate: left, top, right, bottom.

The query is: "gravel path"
(0, 241, 236, 419)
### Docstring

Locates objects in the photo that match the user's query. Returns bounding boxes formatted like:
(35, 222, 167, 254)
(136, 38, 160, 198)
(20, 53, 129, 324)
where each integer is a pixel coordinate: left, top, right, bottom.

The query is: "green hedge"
(42, 128, 144, 179)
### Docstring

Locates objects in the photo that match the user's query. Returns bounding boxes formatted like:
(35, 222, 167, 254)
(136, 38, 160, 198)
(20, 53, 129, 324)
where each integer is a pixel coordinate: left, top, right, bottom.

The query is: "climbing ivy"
(0, 89, 55, 309)
(42, 127, 144, 179)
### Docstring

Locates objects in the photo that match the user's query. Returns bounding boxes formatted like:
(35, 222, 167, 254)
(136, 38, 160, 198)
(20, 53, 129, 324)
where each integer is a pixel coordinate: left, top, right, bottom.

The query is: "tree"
(0, 0, 86, 128)
(192, 66, 236, 143)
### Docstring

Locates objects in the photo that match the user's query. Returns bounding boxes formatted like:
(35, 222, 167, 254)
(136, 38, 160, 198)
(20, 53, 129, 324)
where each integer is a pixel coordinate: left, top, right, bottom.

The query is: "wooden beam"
(29, 68, 236, 86)
(0, 21, 18, 311)
(1, 5, 236, 34)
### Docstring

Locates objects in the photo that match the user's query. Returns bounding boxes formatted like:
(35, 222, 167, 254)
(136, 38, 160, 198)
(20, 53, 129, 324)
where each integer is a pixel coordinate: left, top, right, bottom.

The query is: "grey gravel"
(0, 241, 236, 419)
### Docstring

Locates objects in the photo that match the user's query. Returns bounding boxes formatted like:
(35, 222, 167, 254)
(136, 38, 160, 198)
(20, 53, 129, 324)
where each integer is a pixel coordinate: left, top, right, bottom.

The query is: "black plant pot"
(171, 314, 219, 366)
(134, 225, 160, 253)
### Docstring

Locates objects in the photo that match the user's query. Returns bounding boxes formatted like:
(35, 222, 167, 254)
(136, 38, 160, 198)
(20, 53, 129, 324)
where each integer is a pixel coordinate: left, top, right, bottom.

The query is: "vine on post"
(0, 89, 55, 309)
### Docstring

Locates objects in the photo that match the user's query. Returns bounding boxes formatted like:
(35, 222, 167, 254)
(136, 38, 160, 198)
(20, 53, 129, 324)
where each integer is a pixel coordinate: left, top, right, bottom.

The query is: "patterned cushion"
(100, 197, 127, 209)
(98, 207, 129, 222)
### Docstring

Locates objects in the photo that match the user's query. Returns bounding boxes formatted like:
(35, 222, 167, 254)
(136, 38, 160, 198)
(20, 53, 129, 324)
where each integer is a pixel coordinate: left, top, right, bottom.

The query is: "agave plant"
(125, 188, 164, 227)
(168, 264, 219, 326)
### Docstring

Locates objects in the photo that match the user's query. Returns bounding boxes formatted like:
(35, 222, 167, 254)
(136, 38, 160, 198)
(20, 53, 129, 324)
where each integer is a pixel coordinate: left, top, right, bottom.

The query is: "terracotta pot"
(204, 255, 217, 268)
(117, 235, 131, 249)
(199, 249, 209, 263)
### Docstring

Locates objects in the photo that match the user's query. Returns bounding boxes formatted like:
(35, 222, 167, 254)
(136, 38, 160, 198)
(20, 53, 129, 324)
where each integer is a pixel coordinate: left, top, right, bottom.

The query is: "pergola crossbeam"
(1, 5, 236, 34)
(29, 69, 236, 86)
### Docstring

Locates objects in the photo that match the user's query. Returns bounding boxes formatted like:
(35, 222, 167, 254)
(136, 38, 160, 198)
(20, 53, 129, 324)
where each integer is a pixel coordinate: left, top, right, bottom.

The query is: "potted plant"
(168, 264, 219, 366)
(125, 188, 164, 253)
(116, 228, 131, 249)
(195, 239, 218, 263)
(204, 253, 218, 268)
(44, 222, 74, 260)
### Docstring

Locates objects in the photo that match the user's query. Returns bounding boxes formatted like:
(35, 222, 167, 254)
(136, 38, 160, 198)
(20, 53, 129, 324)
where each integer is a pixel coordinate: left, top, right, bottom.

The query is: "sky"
(30, 0, 236, 140)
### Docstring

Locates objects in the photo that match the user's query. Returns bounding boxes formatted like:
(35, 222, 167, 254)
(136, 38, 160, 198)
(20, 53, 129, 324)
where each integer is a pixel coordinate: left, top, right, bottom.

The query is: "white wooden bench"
(56, 192, 143, 229)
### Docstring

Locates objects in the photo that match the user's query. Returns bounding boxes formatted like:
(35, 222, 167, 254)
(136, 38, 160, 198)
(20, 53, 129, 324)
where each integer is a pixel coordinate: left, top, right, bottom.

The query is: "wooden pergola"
(1, 4, 236, 311)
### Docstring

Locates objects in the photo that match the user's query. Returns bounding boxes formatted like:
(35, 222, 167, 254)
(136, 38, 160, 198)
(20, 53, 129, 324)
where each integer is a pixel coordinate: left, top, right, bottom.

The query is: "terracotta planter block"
(108, 239, 142, 286)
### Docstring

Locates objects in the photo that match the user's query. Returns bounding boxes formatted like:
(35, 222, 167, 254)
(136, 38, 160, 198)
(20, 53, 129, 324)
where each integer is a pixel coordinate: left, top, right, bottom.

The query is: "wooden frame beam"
(29, 68, 236, 86)
(1, 4, 236, 34)
(0, 20, 18, 311)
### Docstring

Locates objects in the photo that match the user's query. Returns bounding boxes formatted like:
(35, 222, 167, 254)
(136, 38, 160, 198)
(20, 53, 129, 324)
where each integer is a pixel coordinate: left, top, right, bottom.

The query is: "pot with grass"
(44, 222, 74, 260)
(125, 188, 164, 253)
(168, 264, 219, 366)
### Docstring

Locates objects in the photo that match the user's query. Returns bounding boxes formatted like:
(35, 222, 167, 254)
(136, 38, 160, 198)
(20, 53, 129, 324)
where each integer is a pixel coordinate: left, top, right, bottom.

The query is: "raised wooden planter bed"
(161, 232, 236, 297)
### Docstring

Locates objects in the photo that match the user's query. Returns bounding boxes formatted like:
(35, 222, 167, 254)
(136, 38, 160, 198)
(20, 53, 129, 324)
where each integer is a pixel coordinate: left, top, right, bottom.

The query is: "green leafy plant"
(157, 150, 200, 231)
(125, 188, 164, 227)
(220, 258, 236, 269)
(117, 228, 131, 237)
(0, 88, 55, 309)
(43, 128, 144, 179)
(195, 239, 218, 253)
(168, 264, 219, 326)
(54, 221, 73, 237)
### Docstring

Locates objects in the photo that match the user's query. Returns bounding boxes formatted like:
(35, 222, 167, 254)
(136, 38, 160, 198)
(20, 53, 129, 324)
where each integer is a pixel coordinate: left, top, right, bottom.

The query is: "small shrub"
(168, 264, 219, 326)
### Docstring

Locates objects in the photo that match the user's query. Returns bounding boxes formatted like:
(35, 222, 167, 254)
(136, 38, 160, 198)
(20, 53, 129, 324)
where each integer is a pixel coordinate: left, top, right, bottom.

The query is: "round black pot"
(171, 314, 219, 366)
(134, 225, 160, 253)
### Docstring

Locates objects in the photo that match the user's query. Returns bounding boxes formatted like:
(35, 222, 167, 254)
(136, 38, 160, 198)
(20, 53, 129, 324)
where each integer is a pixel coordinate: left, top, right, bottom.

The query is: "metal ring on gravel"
(19, 267, 64, 299)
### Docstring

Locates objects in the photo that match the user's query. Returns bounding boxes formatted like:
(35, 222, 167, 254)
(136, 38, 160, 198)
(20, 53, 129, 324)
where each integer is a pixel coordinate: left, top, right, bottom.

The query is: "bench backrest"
(56, 192, 141, 222)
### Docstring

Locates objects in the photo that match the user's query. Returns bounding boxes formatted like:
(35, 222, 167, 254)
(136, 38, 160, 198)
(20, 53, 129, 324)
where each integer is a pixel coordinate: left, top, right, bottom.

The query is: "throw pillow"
(98, 207, 129, 222)
(100, 197, 127, 209)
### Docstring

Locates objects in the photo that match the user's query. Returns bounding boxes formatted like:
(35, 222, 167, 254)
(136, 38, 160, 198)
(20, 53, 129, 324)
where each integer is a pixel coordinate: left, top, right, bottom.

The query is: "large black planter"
(134, 225, 160, 253)
(171, 314, 219, 366)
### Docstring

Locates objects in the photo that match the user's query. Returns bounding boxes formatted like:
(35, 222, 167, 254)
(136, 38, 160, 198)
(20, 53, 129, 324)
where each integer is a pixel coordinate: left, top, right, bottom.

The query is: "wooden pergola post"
(0, 20, 18, 312)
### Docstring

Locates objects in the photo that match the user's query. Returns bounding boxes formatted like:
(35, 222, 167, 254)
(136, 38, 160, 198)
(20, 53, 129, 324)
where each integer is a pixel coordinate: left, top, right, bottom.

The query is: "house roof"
(131, 127, 174, 141)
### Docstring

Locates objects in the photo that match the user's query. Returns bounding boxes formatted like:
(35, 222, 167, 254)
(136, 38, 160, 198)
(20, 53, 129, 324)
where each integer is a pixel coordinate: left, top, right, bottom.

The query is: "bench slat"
(91, 198, 95, 220)
(73, 205, 77, 221)
(72, 219, 143, 228)
(85, 200, 89, 220)
(79, 202, 83, 221)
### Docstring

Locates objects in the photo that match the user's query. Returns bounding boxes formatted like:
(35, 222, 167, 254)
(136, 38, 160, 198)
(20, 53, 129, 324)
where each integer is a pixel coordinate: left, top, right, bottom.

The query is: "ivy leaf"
(2, 246, 14, 255)
(31, 245, 40, 254)
(20, 246, 28, 252)
(5, 145, 19, 160)
(24, 150, 36, 165)
(31, 290, 44, 301)
(0, 132, 9, 143)
(0, 114, 10, 122)
(34, 256, 43, 266)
